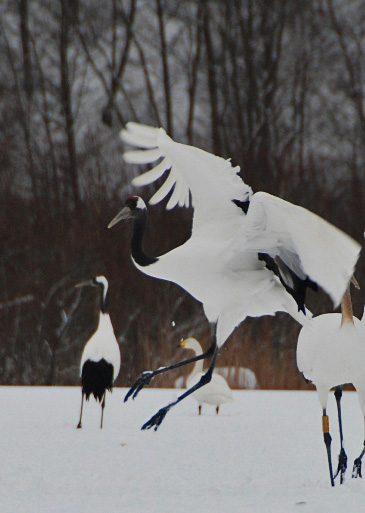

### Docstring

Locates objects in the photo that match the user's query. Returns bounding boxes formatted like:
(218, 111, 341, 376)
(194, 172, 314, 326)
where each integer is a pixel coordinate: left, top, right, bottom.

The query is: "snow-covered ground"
(1, 387, 365, 513)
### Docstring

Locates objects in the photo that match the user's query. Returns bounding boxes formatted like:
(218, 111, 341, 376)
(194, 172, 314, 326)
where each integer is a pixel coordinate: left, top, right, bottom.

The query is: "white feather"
(149, 166, 178, 205)
(123, 148, 162, 165)
(120, 128, 158, 149)
(131, 157, 171, 186)
(122, 124, 252, 230)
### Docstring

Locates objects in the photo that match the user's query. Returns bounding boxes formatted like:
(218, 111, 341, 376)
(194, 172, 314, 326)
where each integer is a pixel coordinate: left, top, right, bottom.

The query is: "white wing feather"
(131, 158, 172, 186)
(243, 192, 361, 306)
(124, 148, 162, 164)
(120, 122, 252, 229)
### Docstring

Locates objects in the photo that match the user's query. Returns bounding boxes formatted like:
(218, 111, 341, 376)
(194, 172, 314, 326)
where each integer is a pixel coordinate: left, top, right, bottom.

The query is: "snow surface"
(1, 387, 365, 513)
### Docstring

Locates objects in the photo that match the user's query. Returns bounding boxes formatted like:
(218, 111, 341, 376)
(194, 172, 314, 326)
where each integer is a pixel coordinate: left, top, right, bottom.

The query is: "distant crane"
(76, 276, 120, 429)
(109, 122, 361, 431)
(297, 278, 365, 486)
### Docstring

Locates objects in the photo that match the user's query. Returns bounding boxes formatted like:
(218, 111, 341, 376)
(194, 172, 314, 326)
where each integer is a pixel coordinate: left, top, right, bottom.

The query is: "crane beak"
(351, 275, 360, 289)
(108, 206, 132, 228)
(75, 279, 94, 288)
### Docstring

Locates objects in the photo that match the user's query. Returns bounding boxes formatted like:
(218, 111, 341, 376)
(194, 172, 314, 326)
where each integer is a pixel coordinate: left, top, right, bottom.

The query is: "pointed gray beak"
(351, 275, 360, 290)
(108, 206, 132, 228)
(75, 279, 94, 289)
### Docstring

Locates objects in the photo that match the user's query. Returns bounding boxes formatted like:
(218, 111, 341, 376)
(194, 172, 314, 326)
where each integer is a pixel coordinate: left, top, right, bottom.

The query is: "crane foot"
(352, 459, 362, 478)
(124, 371, 154, 402)
(141, 405, 171, 432)
(334, 448, 347, 483)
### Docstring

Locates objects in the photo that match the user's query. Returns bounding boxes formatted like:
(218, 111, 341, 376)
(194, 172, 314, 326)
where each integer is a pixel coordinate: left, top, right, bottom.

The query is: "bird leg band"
(322, 415, 330, 433)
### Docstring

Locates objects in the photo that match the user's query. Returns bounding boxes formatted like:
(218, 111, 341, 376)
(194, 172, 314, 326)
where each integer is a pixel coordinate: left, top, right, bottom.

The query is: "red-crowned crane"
(297, 278, 365, 486)
(109, 122, 361, 431)
(76, 276, 120, 429)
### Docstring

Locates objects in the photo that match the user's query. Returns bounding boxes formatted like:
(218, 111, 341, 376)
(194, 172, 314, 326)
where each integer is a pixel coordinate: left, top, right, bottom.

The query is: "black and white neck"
(130, 203, 159, 267)
(108, 196, 159, 268)
(94, 276, 109, 314)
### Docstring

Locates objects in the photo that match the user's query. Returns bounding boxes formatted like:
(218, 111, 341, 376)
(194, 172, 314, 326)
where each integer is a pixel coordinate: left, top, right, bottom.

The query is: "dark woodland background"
(0, 0, 364, 389)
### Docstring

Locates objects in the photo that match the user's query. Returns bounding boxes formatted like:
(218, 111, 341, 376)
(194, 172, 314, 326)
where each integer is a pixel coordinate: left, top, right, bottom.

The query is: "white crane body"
(80, 312, 121, 379)
(296, 287, 365, 485)
(298, 314, 365, 407)
(134, 234, 304, 347)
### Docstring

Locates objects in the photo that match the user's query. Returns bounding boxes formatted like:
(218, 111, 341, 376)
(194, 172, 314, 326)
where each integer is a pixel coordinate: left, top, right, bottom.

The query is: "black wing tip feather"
(232, 199, 250, 214)
(258, 253, 318, 314)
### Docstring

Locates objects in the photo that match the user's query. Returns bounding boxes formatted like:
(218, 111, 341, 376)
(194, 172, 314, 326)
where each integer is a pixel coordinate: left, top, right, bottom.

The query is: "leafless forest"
(1, 0, 364, 389)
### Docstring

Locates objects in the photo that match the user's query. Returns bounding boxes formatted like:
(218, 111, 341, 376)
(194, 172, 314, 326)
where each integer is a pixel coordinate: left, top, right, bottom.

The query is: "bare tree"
(102, 0, 137, 126)
(19, 0, 33, 97)
(201, 0, 222, 155)
(59, 0, 81, 215)
(326, 0, 365, 238)
(156, 0, 174, 136)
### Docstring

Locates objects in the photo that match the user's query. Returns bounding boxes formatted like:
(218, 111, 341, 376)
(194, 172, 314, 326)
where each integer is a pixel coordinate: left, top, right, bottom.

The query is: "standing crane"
(297, 278, 365, 486)
(76, 276, 120, 429)
(109, 122, 361, 431)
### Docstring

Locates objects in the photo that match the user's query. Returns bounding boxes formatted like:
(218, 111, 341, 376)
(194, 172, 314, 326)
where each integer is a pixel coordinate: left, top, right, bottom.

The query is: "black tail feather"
(81, 359, 114, 402)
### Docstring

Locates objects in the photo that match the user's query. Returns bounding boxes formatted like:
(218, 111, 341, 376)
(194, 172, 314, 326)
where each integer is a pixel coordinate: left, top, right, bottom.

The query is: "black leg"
(322, 409, 335, 487)
(352, 443, 365, 478)
(141, 343, 219, 431)
(333, 387, 347, 483)
(124, 337, 217, 402)
(100, 393, 106, 429)
(77, 391, 84, 429)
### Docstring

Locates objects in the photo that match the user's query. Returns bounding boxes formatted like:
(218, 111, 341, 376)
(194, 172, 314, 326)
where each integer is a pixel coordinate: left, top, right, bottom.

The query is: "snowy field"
(1, 387, 365, 513)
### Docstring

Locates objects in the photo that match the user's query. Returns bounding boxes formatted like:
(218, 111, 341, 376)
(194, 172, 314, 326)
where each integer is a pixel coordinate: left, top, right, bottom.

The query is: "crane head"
(75, 275, 108, 290)
(108, 196, 146, 228)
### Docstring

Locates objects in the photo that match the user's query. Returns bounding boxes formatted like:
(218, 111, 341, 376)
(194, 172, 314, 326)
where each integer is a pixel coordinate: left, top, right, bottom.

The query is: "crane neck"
(98, 283, 109, 314)
(131, 210, 158, 267)
(341, 287, 354, 326)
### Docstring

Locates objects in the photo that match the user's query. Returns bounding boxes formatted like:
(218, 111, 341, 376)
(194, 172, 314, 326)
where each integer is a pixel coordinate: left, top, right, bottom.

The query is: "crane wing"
(243, 191, 361, 306)
(121, 123, 360, 306)
(120, 122, 252, 232)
